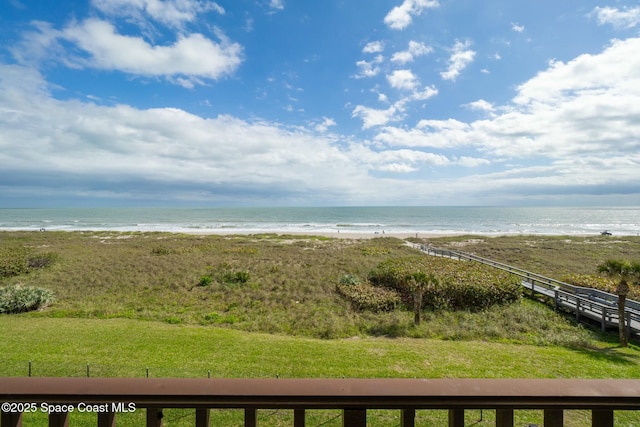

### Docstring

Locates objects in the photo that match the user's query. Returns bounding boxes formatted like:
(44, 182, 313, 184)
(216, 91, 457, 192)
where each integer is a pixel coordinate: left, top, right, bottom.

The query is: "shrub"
(0, 247, 57, 278)
(27, 252, 58, 269)
(197, 275, 213, 287)
(198, 267, 250, 286)
(221, 270, 250, 284)
(151, 246, 171, 255)
(204, 312, 240, 324)
(368, 256, 521, 311)
(336, 281, 402, 312)
(0, 247, 31, 278)
(339, 274, 360, 286)
(0, 284, 56, 314)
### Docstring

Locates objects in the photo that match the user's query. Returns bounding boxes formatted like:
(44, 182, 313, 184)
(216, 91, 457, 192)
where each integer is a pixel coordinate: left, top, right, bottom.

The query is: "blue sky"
(1, 0, 639, 207)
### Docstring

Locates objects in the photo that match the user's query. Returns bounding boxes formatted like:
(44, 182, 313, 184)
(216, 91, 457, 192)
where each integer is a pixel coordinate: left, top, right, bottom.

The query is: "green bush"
(339, 274, 360, 286)
(221, 270, 250, 284)
(197, 275, 213, 287)
(204, 312, 240, 324)
(0, 247, 57, 278)
(0, 284, 56, 314)
(368, 256, 521, 311)
(336, 281, 402, 312)
(151, 246, 171, 255)
(0, 247, 31, 278)
(198, 267, 250, 287)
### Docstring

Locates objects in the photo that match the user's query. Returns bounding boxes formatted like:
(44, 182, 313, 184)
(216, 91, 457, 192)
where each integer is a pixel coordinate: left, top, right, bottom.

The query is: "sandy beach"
(180, 229, 470, 239)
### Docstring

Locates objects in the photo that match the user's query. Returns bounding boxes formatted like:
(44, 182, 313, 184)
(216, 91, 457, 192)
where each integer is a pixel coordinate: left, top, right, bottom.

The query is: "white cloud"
(456, 156, 490, 167)
(387, 69, 419, 91)
(377, 163, 418, 173)
(374, 119, 471, 148)
(384, 0, 440, 30)
(354, 55, 384, 78)
(591, 6, 640, 29)
(351, 84, 437, 129)
(349, 144, 450, 173)
(464, 99, 495, 113)
(314, 117, 337, 132)
(92, 0, 225, 27)
(375, 37, 640, 164)
(0, 64, 374, 203)
(511, 22, 525, 32)
(513, 38, 638, 106)
(440, 40, 476, 81)
(269, 0, 284, 11)
(351, 105, 401, 129)
(19, 19, 243, 86)
(363, 41, 384, 54)
(410, 85, 438, 101)
(391, 41, 433, 64)
(4, 29, 640, 205)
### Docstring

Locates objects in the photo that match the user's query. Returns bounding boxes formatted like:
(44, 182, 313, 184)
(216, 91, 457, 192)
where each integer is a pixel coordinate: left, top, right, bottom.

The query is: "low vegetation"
(0, 284, 55, 314)
(0, 231, 638, 346)
(2, 232, 640, 425)
(0, 246, 57, 278)
(367, 256, 521, 311)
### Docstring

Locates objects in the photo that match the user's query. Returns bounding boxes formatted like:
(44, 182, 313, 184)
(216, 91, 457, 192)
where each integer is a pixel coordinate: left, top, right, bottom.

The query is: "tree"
(597, 259, 640, 347)
(405, 271, 438, 325)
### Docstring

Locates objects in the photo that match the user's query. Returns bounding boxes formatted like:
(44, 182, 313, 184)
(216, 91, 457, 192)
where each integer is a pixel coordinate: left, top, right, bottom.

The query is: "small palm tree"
(405, 271, 438, 325)
(598, 259, 640, 347)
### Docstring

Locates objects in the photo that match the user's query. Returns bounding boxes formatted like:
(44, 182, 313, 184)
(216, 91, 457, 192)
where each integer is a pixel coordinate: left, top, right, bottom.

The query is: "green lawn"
(3, 316, 639, 379)
(1, 316, 640, 426)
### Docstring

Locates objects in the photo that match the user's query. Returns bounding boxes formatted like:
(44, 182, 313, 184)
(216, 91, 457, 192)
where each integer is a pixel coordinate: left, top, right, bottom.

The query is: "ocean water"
(0, 206, 639, 236)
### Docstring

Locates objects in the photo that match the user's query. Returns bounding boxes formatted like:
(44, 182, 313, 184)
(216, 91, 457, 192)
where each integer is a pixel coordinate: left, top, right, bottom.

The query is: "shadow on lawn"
(571, 340, 640, 366)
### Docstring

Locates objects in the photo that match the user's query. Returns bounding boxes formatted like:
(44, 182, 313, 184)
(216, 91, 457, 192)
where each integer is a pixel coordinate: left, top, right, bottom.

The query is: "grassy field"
(3, 231, 640, 343)
(2, 231, 640, 426)
(2, 316, 640, 426)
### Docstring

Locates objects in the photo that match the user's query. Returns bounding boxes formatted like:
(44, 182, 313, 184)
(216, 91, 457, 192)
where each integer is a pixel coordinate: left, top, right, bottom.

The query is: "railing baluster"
(195, 409, 209, 427)
(592, 409, 613, 427)
(146, 407, 163, 427)
(543, 409, 563, 427)
(1, 412, 23, 427)
(448, 409, 464, 427)
(244, 409, 257, 427)
(293, 409, 305, 427)
(97, 411, 116, 427)
(342, 409, 366, 427)
(495, 409, 514, 427)
(48, 412, 69, 427)
(400, 408, 415, 427)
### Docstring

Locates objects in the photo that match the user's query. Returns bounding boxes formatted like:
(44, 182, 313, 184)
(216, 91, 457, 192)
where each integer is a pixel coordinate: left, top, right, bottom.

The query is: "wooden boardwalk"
(412, 243, 640, 337)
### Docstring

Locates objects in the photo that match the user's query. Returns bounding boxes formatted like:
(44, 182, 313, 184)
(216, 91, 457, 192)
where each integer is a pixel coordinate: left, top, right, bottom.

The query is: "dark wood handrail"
(2, 378, 640, 426)
(1, 377, 639, 408)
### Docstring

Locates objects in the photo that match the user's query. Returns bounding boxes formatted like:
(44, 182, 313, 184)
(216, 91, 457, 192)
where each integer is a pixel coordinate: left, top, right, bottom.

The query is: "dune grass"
(2, 232, 640, 425)
(2, 231, 636, 345)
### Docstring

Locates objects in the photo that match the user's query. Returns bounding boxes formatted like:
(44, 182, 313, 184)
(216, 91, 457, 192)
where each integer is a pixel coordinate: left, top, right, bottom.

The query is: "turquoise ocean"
(0, 206, 639, 236)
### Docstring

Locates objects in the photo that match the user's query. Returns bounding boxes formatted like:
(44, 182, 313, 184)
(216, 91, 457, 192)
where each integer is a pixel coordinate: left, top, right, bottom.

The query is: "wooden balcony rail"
(2, 378, 640, 427)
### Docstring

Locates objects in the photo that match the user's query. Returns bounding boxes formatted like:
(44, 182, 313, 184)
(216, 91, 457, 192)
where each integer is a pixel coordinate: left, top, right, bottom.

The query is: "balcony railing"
(2, 378, 640, 427)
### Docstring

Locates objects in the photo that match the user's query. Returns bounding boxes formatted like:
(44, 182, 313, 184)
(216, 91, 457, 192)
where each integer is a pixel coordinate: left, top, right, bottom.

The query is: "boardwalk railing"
(413, 244, 640, 335)
(2, 377, 640, 427)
